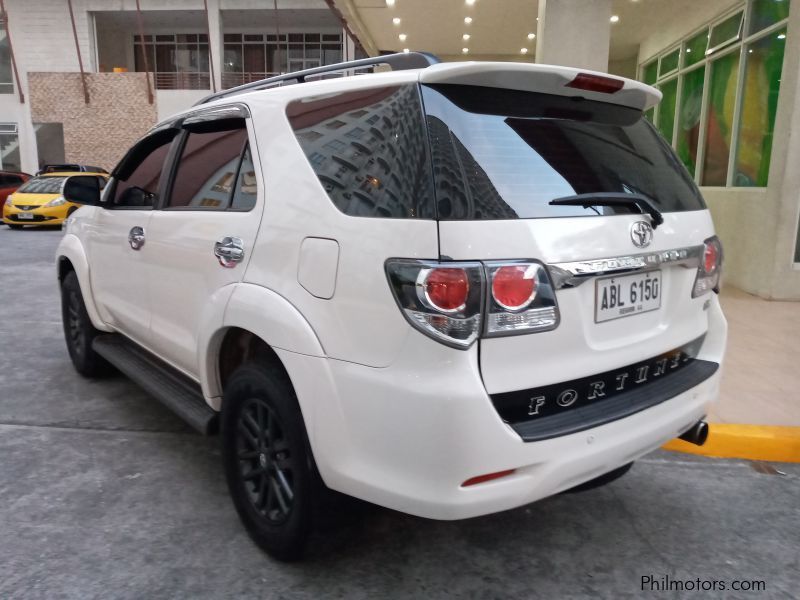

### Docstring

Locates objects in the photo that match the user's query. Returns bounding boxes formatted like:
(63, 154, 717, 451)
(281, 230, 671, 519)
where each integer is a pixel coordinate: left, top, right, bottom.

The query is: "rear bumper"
(278, 294, 727, 520)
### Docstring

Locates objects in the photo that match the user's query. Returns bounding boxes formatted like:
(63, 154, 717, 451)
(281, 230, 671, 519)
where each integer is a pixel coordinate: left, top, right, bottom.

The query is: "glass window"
(112, 131, 177, 207)
(642, 61, 658, 85)
(287, 85, 436, 219)
(708, 11, 743, 55)
(659, 49, 680, 77)
(684, 30, 708, 67)
(168, 124, 248, 209)
(419, 84, 705, 221)
(749, 0, 791, 35)
(656, 78, 678, 143)
(231, 145, 257, 210)
(676, 66, 706, 176)
(17, 176, 66, 194)
(0, 28, 13, 94)
(701, 52, 740, 186)
(733, 28, 787, 186)
(0, 131, 20, 171)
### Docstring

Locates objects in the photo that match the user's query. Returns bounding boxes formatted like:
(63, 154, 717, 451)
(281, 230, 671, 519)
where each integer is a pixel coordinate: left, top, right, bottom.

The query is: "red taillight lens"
(423, 267, 469, 313)
(462, 469, 516, 487)
(703, 242, 718, 273)
(492, 265, 537, 311)
(565, 73, 625, 94)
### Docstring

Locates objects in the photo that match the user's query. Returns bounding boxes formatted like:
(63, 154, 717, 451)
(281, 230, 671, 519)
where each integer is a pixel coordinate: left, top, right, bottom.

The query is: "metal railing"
(152, 72, 211, 91)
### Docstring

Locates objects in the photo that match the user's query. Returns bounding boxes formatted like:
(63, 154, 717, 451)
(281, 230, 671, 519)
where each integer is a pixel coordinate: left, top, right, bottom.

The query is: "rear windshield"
(421, 84, 706, 220)
(16, 176, 67, 194)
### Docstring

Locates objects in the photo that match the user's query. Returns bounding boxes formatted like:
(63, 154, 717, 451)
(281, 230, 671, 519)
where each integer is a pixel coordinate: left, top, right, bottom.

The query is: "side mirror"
(63, 176, 102, 206)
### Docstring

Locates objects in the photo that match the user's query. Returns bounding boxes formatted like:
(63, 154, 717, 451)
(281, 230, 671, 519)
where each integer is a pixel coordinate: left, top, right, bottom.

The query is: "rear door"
(144, 107, 263, 377)
(421, 83, 716, 401)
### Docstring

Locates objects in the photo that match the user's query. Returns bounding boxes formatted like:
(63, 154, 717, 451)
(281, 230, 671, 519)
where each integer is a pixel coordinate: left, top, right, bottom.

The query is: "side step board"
(92, 335, 218, 435)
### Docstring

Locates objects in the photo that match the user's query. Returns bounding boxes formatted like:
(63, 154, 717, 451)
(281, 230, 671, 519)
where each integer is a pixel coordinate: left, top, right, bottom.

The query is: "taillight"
(386, 260, 483, 349)
(386, 259, 560, 349)
(692, 236, 723, 298)
(421, 267, 469, 313)
(485, 261, 559, 336)
(491, 265, 537, 311)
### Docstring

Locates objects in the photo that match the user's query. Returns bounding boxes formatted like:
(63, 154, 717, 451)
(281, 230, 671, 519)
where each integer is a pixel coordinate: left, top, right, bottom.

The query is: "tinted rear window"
(421, 84, 706, 220)
(287, 84, 435, 219)
(16, 177, 67, 194)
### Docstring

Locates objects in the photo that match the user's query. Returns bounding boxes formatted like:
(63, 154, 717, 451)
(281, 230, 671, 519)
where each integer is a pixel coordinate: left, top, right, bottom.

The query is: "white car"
(57, 53, 727, 561)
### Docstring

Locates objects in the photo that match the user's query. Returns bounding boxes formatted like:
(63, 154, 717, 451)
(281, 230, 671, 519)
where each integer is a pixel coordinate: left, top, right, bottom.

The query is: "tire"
(60, 270, 110, 377)
(562, 462, 634, 494)
(7, 224, 23, 230)
(221, 362, 322, 561)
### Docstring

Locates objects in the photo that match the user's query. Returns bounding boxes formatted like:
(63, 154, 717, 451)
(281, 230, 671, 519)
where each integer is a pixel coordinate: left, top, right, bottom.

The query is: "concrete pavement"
(1, 226, 798, 599)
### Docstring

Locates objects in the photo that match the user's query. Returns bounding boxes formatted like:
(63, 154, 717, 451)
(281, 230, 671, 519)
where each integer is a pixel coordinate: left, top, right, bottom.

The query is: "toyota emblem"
(630, 221, 654, 248)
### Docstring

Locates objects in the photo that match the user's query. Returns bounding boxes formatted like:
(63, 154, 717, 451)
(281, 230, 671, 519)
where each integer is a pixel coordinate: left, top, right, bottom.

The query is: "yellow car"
(3, 172, 108, 229)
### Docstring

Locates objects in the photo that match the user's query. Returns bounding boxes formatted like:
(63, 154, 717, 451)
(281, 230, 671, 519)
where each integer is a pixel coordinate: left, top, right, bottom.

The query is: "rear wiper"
(548, 192, 664, 229)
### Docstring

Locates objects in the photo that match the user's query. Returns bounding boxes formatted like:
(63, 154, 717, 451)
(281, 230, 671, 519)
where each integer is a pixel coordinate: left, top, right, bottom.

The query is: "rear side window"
(287, 84, 435, 219)
(16, 176, 66, 194)
(167, 123, 248, 210)
(421, 84, 706, 220)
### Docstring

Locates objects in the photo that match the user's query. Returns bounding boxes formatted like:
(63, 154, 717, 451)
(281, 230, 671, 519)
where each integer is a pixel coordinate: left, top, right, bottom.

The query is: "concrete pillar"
(535, 0, 612, 72)
(206, 0, 223, 92)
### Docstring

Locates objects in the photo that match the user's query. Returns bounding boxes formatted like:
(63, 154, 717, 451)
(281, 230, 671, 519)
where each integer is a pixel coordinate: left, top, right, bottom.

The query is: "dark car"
(36, 164, 108, 175)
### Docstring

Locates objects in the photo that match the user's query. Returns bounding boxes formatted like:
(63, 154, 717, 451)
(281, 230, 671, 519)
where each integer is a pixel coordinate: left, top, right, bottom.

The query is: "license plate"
(17, 212, 34, 220)
(595, 270, 661, 323)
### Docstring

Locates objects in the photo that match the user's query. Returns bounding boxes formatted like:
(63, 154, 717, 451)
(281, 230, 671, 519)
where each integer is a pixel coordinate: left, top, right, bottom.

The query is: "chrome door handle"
(214, 236, 245, 268)
(128, 226, 145, 250)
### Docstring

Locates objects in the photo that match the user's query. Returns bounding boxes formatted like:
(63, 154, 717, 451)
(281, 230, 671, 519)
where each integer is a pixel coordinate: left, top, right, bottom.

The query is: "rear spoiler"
(419, 62, 660, 112)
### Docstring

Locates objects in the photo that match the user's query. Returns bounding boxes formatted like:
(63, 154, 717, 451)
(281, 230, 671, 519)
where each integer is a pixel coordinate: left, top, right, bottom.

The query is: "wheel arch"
(56, 234, 112, 332)
(198, 283, 325, 409)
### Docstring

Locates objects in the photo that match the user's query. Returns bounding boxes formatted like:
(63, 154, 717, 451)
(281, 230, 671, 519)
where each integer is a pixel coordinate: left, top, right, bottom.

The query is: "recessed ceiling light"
(463, 33, 471, 40)
(778, 33, 786, 39)
(520, 47, 528, 54)
(686, 48, 691, 53)
(462, 47, 469, 54)
(466, 0, 476, 5)
(398, 33, 407, 41)
(403, 48, 410, 53)
(610, 15, 620, 23)
(527, 32, 536, 40)
(464, 16, 473, 24)
(392, 17, 401, 25)
(386, 0, 395, 6)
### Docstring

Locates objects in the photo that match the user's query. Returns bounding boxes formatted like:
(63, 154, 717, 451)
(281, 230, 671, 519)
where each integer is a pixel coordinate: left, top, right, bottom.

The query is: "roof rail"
(194, 51, 441, 106)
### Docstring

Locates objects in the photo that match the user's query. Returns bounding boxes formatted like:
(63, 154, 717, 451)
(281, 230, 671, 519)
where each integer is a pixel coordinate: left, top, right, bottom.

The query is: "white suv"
(57, 53, 727, 561)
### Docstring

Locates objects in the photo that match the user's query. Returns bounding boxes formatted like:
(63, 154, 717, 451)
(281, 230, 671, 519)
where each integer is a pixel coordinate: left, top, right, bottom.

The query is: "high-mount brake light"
(565, 73, 625, 94)
(692, 236, 723, 298)
(385, 259, 560, 349)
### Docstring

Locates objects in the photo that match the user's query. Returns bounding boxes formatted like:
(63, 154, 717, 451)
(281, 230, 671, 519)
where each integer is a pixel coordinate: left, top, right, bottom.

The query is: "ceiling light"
(466, 0, 476, 5)
(398, 33, 407, 41)
(463, 33, 470, 40)
(403, 48, 410, 53)
(392, 17, 401, 25)
(778, 33, 786, 39)
(464, 17, 473, 24)
(520, 47, 528, 54)
(462, 47, 469, 54)
(610, 15, 620, 23)
(386, 0, 395, 6)
(527, 32, 536, 40)
(686, 48, 691, 53)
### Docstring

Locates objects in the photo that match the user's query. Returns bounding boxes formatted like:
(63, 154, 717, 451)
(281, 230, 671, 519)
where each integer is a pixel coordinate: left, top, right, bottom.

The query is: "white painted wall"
(156, 90, 210, 122)
(536, 0, 612, 71)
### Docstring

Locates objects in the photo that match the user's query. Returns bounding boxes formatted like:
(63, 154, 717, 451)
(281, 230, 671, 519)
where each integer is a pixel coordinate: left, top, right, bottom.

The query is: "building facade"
(0, 0, 358, 174)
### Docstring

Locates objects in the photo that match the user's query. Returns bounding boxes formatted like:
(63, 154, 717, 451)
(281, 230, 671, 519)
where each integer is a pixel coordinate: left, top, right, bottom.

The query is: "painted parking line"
(663, 424, 800, 463)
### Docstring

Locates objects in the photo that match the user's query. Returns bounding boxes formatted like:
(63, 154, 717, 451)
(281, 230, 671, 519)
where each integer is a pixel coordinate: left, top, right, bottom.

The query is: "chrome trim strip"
(548, 245, 703, 289)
